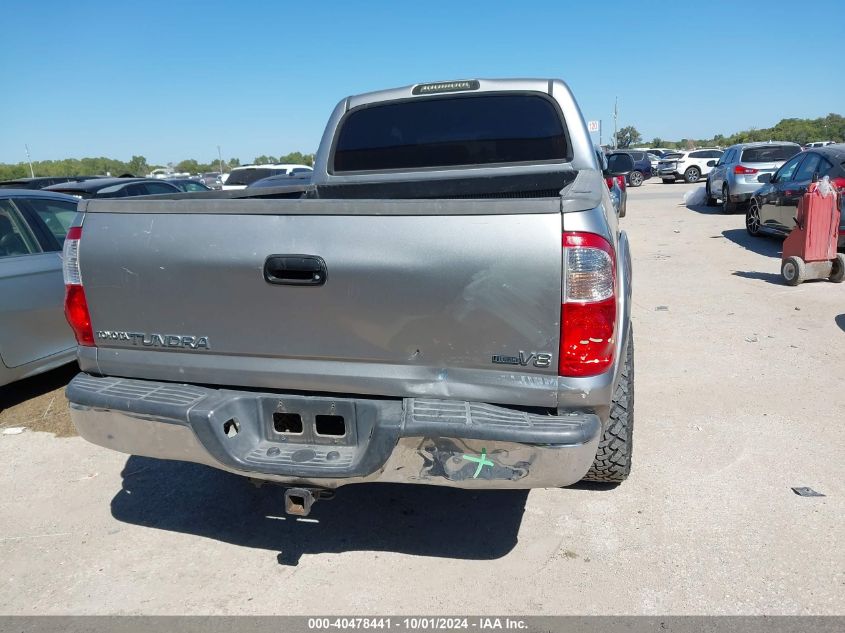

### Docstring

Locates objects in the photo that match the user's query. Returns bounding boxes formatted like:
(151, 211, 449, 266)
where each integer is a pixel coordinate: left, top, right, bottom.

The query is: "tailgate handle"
(264, 255, 327, 286)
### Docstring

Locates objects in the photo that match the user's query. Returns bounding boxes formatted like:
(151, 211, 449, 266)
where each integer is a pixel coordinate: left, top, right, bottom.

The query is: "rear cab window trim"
(328, 91, 573, 176)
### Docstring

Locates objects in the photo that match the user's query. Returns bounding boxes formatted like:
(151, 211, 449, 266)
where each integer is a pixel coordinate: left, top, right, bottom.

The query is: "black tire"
(746, 200, 762, 236)
(782, 256, 806, 286)
(628, 170, 644, 187)
(722, 184, 736, 214)
(705, 181, 717, 206)
(684, 166, 701, 183)
(662, 178, 674, 184)
(830, 253, 845, 283)
(583, 331, 634, 483)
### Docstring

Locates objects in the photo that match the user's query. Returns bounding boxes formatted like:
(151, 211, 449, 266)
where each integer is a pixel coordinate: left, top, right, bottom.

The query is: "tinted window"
(628, 152, 645, 161)
(333, 94, 568, 172)
(775, 155, 804, 182)
(720, 149, 734, 165)
(794, 154, 821, 182)
(689, 151, 707, 158)
(0, 200, 39, 257)
(740, 145, 800, 163)
(181, 181, 209, 192)
(606, 153, 634, 173)
(663, 153, 683, 160)
(818, 156, 834, 176)
(226, 168, 274, 186)
(23, 198, 78, 248)
(143, 182, 180, 195)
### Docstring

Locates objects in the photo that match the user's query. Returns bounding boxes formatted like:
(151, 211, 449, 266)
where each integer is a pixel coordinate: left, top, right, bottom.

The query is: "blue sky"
(2, 0, 843, 165)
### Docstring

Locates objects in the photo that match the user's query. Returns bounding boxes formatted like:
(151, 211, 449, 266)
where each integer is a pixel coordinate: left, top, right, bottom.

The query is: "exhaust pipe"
(284, 487, 333, 517)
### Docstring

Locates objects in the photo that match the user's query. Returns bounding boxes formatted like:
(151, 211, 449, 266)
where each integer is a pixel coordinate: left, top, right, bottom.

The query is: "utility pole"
(217, 145, 224, 174)
(613, 97, 618, 149)
(24, 144, 35, 177)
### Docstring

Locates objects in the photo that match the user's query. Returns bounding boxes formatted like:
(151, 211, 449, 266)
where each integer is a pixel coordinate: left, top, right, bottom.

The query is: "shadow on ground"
(111, 456, 528, 565)
(0, 363, 78, 417)
(722, 228, 783, 259)
(836, 314, 845, 333)
(732, 271, 785, 285)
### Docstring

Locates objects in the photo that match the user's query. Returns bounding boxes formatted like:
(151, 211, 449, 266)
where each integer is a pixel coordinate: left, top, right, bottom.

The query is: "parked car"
(166, 178, 212, 193)
(63, 78, 635, 514)
(804, 141, 835, 149)
(44, 178, 181, 198)
(246, 172, 313, 189)
(706, 142, 801, 212)
(657, 149, 723, 183)
(746, 144, 845, 247)
(0, 190, 79, 386)
(200, 172, 223, 189)
(222, 164, 313, 190)
(0, 176, 101, 190)
(607, 150, 651, 186)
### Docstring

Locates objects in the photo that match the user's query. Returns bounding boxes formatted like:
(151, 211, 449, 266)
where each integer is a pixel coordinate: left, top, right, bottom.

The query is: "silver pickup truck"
(64, 79, 634, 514)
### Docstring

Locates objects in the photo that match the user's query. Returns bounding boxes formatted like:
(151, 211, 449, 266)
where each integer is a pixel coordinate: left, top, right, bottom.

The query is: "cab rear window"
(332, 94, 569, 173)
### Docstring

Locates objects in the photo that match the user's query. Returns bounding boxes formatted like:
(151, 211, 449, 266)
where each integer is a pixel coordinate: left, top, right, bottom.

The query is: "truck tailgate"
(78, 198, 563, 407)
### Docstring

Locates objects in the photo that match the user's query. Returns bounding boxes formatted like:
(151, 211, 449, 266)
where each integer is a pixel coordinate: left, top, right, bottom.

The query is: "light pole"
(613, 97, 618, 149)
(217, 145, 224, 174)
(24, 144, 35, 177)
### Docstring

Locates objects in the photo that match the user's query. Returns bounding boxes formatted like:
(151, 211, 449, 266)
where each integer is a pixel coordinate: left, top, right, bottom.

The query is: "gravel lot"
(1, 180, 843, 615)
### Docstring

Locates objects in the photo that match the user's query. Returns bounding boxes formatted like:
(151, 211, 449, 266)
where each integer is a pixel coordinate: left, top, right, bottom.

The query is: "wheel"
(628, 170, 644, 187)
(583, 330, 634, 483)
(662, 178, 674, 184)
(781, 256, 806, 286)
(705, 181, 717, 206)
(746, 200, 762, 236)
(683, 166, 701, 183)
(830, 253, 845, 283)
(722, 184, 736, 213)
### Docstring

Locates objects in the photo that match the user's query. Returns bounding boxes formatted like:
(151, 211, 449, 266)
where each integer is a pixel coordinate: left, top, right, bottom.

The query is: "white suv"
(657, 149, 723, 183)
(222, 164, 313, 190)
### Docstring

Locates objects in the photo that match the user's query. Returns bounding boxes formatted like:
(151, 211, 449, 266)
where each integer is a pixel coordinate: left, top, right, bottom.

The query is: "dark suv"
(607, 150, 652, 186)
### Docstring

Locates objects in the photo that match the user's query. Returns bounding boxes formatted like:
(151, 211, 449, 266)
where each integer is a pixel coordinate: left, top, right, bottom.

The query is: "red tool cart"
(781, 178, 845, 285)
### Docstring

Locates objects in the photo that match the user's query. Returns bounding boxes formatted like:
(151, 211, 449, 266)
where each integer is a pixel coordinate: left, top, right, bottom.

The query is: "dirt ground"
(0, 180, 843, 615)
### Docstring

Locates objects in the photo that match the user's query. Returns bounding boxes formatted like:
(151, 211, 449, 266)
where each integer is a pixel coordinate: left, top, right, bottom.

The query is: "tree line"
(615, 113, 845, 150)
(0, 152, 316, 181)
(3, 113, 843, 180)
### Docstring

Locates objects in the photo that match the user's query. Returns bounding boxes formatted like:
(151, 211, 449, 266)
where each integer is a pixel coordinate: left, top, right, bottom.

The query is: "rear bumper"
(67, 373, 601, 489)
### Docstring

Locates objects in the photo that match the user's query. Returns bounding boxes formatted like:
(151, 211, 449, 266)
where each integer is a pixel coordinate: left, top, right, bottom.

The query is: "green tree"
(176, 159, 200, 174)
(615, 126, 642, 149)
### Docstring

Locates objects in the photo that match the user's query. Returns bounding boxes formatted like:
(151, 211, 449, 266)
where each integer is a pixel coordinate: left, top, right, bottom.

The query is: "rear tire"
(628, 170, 644, 187)
(583, 331, 634, 483)
(722, 185, 736, 214)
(684, 167, 701, 183)
(830, 253, 845, 283)
(782, 256, 806, 286)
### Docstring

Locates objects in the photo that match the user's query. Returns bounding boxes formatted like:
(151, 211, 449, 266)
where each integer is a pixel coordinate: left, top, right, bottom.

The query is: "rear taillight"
(560, 232, 616, 377)
(734, 165, 758, 175)
(615, 175, 626, 191)
(831, 177, 845, 191)
(63, 226, 94, 346)
(605, 176, 614, 190)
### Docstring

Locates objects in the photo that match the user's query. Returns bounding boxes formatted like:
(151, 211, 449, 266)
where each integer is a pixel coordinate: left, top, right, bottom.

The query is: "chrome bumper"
(68, 374, 601, 489)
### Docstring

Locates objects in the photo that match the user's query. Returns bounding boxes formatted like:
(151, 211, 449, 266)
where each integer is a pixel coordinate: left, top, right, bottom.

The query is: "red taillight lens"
(65, 284, 94, 346)
(62, 226, 94, 346)
(734, 165, 758, 175)
(615, 175, 626, 191)
(832, 177, 845, 191)
(560, 232, 616, 377)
